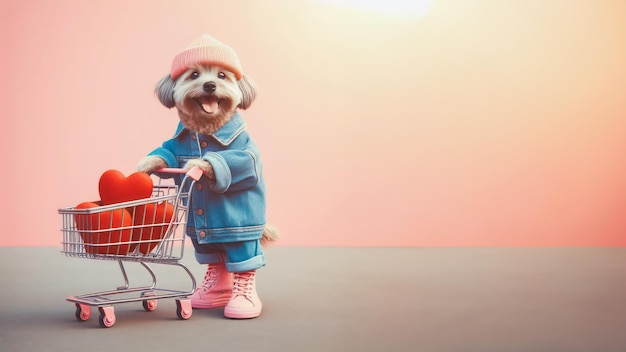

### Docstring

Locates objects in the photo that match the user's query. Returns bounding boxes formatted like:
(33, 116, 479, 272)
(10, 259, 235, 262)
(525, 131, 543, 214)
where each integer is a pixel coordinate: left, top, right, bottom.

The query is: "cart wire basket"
(58, 167, 203, 327)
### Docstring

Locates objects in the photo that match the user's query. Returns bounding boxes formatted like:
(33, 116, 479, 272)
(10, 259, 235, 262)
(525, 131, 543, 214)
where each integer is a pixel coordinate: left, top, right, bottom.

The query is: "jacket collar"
(172, 113, 246, 146)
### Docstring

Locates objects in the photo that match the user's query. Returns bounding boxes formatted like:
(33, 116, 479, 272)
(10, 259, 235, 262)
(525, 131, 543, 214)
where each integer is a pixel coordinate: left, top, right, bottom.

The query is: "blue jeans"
(189, 237, 265, 273)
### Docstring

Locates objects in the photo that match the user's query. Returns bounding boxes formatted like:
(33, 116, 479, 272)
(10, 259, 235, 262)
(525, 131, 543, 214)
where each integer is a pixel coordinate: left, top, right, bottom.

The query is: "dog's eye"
(218, 72, 226, 80)
(189, 72, 200, 80)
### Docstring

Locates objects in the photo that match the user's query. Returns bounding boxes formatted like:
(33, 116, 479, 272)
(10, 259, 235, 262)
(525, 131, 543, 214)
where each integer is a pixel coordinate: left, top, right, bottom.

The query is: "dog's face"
(174, 65, 241, 134)
(155, 64, 256, 135)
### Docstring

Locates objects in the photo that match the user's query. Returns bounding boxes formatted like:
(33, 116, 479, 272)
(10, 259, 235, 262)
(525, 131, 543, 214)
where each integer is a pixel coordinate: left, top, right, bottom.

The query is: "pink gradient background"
(1, 0, 625, 247)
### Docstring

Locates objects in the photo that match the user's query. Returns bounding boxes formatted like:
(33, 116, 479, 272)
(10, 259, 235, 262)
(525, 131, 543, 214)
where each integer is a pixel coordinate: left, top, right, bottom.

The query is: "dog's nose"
(203, 81, 216, 93)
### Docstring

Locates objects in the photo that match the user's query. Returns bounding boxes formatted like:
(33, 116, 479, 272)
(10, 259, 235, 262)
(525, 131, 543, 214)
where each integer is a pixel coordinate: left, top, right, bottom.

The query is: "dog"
(136, 35, 276, 319)
(137, 49, 278, 246)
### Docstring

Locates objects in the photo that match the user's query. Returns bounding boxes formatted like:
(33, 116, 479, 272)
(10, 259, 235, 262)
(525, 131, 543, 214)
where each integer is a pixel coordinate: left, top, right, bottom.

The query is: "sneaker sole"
(224, 306, 262, 319)
(190, 296, 231, 309)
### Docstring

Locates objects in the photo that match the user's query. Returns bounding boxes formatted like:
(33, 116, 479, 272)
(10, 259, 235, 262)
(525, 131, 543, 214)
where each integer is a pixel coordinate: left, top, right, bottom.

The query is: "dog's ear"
(155, 74, 176, 108)
(237, 75, 257, 110)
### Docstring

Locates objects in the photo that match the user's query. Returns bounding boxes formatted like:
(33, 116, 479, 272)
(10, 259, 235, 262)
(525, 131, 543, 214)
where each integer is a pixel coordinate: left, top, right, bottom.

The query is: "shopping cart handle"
(156, 166, 204, 181)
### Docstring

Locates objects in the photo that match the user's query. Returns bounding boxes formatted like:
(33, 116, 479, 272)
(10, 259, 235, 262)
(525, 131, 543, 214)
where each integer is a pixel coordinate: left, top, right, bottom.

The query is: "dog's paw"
(184, 158, 215, 181)
(137, 156, 167, 174)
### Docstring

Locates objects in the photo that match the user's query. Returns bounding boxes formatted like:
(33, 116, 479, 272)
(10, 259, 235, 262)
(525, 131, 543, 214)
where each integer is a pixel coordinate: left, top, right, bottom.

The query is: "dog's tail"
(261, 224, 280, 246)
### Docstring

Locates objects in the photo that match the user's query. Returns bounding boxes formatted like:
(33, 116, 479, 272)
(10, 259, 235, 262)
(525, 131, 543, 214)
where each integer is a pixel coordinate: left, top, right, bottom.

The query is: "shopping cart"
(58, 167, 203, 328)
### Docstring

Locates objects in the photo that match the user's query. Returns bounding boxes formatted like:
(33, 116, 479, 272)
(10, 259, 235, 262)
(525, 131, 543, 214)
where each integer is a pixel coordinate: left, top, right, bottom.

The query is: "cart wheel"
(140, 290, 158, 312)
(98, 306, 116, 328)
(142, 299, 158, 311)
(176, 299, 192, 320)
(75, 303, 91, 321)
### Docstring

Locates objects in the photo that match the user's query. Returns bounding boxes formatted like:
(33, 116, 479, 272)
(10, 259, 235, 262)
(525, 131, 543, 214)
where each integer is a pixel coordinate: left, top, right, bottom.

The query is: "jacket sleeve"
(146, 123, 186, 168)
(202, 146, 261, 193)
(147, 138, 180, 168)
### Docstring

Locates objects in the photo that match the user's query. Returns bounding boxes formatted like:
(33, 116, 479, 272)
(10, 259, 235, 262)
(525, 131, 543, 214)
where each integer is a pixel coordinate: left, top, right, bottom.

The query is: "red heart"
(129, 202, 175, 254)
(74, 201, 132, 255)
(98, 170, 153, 205)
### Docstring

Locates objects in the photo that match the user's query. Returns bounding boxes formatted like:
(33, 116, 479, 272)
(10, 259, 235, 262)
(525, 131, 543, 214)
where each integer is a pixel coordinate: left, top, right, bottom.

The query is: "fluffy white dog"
(137, 35, 276, 319)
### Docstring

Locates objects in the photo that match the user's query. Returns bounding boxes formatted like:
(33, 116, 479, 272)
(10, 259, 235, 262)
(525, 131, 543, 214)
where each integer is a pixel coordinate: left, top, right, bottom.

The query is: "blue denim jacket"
(147, 113, 266, 244)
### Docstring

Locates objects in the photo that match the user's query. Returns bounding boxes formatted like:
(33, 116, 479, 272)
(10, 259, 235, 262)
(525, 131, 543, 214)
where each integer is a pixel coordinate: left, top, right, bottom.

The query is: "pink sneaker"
(224, 271, 262, 319)
(190, 262, 233, 309)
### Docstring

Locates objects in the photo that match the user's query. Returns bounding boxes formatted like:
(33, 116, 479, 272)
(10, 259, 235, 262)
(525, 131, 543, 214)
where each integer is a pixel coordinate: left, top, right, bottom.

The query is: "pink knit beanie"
(170, 34, 243, 81)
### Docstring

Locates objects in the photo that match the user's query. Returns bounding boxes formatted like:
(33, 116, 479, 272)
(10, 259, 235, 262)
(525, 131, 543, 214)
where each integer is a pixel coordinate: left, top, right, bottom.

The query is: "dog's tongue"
(201, 97, 218, 113)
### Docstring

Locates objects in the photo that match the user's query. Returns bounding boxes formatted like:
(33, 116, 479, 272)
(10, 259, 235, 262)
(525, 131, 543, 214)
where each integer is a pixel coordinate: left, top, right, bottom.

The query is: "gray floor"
(1, 247, 626, 352)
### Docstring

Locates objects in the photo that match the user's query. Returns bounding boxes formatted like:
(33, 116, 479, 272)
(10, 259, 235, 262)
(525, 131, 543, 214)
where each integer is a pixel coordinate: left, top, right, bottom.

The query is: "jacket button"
(196, 183, 203, 190)
(200, 141, 208, 148)
(196, 209, 204, 216)
(199, 231, 206, 238)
